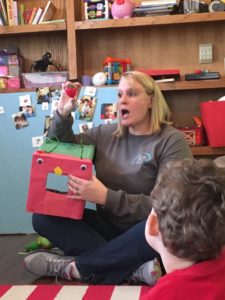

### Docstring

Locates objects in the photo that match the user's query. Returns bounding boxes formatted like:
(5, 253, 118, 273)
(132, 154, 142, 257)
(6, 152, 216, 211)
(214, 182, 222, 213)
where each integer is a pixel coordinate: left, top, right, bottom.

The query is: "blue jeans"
(32, 209, 159, 284)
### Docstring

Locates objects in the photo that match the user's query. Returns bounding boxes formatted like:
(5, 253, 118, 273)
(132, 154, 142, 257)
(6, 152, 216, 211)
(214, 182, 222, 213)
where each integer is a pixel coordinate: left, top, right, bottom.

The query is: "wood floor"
(0, 234, 61, 285)
(0, 235, 142, 287)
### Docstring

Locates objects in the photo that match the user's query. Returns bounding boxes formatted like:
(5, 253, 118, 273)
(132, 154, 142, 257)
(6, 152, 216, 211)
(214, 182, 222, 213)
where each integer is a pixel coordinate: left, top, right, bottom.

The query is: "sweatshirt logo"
(132, 153, 152, 165)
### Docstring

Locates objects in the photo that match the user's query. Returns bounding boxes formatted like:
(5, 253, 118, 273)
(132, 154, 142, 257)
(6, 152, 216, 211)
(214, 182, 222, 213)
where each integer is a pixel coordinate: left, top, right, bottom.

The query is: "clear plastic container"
(22, 71, 68, 88)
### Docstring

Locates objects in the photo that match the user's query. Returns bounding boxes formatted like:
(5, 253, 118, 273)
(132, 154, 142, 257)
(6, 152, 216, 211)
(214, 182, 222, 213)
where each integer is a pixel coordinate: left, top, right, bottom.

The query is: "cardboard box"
(0, 78, 7, 89)
(0, 55, 8, 65)
(9, 65, 20, 77)
(26, 140, 94, 220)
(8, 77, 20, 89)
(0, 65, 8, 76)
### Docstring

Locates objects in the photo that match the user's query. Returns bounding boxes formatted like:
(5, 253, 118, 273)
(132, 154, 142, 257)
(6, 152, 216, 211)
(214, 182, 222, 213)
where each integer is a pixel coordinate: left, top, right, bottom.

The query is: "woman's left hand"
(67, 174, 107, 205)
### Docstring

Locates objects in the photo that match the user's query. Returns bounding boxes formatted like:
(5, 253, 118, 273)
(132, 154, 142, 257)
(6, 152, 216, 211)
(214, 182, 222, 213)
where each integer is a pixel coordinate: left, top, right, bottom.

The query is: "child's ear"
(146, 209, 159, 237)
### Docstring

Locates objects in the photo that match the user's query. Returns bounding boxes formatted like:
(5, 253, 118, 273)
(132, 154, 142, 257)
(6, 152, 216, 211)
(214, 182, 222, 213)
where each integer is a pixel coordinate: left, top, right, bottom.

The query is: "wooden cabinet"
(1, 0, 225, 156)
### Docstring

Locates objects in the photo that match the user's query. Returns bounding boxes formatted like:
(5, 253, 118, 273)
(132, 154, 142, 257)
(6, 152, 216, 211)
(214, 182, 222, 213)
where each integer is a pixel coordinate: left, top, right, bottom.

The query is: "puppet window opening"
(46, 173, 68, 194)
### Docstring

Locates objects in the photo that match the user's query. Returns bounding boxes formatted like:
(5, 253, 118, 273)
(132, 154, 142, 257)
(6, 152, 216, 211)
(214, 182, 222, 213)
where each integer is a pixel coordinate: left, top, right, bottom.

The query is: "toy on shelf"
(103, 56, 132, 84)
(92, 72, 107, 86)
(176, 116, 204, 147)
(26, 139, 94, 220)
(84, 0, 110, 20)
(30, 52, 61, 72)
(111, 0, 135, 19)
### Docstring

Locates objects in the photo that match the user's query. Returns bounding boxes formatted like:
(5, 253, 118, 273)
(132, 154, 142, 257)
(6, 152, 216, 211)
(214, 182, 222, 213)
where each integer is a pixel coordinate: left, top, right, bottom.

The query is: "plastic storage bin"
(22, 71, 68, 88)
(200, 100, 225, 147)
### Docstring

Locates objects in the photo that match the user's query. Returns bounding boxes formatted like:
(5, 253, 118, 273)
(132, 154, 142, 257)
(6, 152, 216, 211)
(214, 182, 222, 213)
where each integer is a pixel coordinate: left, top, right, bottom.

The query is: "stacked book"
(0, 0, 61, 26)
(133, 0, 178, 17)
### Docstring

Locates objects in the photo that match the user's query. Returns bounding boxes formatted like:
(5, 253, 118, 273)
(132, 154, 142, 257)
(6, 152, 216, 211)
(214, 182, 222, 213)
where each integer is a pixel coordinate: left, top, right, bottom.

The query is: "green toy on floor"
(25, 236, 53, 252)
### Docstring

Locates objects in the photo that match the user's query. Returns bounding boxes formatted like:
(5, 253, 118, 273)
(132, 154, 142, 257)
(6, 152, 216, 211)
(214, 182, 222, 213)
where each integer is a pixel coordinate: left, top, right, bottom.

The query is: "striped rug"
(0, 285, 151, 300)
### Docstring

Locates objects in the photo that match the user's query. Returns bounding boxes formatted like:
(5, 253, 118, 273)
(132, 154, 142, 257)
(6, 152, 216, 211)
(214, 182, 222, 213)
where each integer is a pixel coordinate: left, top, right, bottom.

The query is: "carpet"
(0, 285, 151, 300)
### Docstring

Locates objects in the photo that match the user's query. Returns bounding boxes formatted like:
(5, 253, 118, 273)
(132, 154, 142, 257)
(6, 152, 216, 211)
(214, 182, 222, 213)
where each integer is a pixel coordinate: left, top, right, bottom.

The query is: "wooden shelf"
(158, 78, 225, 91)
(74, 11, 225, 30)
(1, 78, 225, 94)
(191, 146, 225, 156)
(2, 11, 224, 34)
(0, 22, 66, 35)
(0, 88, 35, 94)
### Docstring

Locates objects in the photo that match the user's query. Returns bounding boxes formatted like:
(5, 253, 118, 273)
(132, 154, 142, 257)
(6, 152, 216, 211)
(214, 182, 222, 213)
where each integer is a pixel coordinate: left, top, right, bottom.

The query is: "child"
(103, 103, 116, 119)
(37, 87, 50, 104)
(143, 158, 225, 299)
(24, 105, 35, 118)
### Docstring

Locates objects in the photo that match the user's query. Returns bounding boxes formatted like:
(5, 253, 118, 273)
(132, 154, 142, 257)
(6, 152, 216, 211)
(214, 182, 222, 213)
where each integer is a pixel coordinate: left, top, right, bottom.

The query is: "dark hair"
(151, 158, 225, 262)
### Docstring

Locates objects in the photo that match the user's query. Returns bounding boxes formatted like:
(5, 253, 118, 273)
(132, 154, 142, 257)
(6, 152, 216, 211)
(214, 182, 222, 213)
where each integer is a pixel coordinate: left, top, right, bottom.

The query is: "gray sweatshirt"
(48, 112, 193, 230)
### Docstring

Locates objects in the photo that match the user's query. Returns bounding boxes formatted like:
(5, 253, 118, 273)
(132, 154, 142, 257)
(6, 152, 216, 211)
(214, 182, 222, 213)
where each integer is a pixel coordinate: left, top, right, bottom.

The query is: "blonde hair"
(114, 71, 171, 137)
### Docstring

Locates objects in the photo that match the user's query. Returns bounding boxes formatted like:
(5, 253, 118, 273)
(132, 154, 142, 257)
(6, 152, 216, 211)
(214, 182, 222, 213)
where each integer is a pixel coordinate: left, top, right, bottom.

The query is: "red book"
(28, 7, 37, 24)
(23, 7, 32, 24)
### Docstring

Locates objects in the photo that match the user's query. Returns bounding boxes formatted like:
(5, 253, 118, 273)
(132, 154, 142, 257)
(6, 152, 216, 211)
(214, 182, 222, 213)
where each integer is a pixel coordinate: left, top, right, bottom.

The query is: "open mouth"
(121, 109, 130, 118)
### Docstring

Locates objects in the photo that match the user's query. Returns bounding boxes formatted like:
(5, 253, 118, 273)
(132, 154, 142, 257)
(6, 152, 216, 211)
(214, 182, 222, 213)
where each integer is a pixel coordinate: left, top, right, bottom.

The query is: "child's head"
(104, 104, 114, 119)
(214, 156, 225, 168)
(14, 113, 26, 123)
(146, 158, 225, 263)
(26, 106, 33, 114)
(39, 88, 46, 96)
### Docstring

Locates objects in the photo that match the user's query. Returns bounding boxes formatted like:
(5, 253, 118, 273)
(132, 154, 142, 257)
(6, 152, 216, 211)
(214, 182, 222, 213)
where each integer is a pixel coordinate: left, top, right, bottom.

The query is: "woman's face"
(117, 77, 153, 135)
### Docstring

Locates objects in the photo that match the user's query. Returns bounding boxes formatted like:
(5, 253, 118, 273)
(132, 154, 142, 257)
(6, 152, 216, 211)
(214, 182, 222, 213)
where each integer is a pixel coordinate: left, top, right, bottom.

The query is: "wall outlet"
(199, 44, 213, 64)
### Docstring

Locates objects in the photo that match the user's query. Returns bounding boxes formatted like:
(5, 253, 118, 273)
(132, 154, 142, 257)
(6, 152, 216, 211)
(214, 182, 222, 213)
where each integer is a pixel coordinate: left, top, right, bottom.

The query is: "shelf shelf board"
(158, 78, 225, 91)
(2, 78, 224, 94)
(75, 11, 225, 30)
(191, 146, 225, 156)
(0, 23, 66, 35)
(0, 88, 35, 94)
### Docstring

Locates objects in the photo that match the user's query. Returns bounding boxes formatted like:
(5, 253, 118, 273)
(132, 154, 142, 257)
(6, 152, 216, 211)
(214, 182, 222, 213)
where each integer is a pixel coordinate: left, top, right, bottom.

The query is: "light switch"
(199, 44, 213, 64)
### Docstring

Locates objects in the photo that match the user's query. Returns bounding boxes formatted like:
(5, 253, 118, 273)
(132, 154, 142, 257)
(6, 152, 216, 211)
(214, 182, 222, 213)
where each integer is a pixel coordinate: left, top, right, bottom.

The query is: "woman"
(25, 71, 192, 284)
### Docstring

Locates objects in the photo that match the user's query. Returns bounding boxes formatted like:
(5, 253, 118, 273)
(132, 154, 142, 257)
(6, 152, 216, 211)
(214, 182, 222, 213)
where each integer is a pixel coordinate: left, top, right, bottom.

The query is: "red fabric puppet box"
(26, 139, 94, 220)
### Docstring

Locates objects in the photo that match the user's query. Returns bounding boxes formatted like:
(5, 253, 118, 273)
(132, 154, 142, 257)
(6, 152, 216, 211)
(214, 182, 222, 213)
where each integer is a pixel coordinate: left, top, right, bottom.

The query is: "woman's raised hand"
(57, 81, 81, 118)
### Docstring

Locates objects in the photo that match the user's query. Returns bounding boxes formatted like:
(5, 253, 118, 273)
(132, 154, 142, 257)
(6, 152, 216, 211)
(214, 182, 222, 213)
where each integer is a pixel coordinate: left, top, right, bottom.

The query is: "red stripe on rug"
(0, 285, 11, 297)
(26, 284, 63, 300)
(82, 285, 115, 300)
(139, 285, 152, 299)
